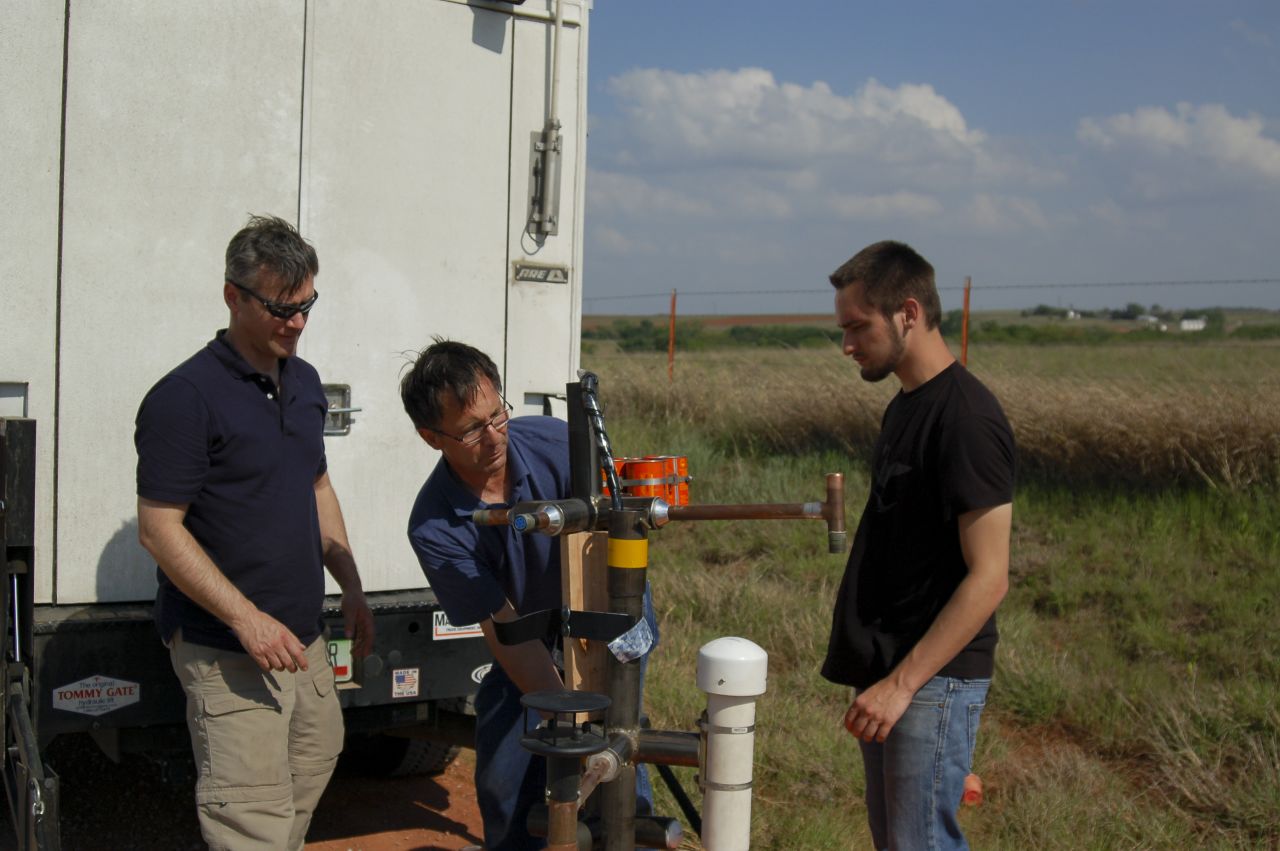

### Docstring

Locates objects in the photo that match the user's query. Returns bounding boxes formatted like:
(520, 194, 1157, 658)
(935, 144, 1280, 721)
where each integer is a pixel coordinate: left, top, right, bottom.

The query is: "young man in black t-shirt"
(821, 241, 1015, 851)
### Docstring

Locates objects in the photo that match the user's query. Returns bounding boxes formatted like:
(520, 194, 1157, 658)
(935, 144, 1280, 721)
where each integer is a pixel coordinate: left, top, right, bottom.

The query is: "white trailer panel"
(0, 2, 65, 604)
(55, 2, 306, 604)
(298, 0, 520, 593)
(504, 9, 587, 416)
(7, 0, 588, 605)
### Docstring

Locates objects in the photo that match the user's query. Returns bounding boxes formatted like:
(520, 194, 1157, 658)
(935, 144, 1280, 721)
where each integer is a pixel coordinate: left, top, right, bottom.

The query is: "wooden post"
(961, 276, 971, 366)
(667, 289, 677, 383)
(560, 530, 609, 707)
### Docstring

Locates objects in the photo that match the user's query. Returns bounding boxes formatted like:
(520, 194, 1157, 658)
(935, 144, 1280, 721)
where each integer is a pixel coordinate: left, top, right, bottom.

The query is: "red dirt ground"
(0, 734, 484, 851)
(306, 749, 484, 851)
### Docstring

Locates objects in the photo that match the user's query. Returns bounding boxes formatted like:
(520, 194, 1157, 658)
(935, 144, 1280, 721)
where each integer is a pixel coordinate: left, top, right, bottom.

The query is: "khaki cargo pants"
(171, 632, 344, 851)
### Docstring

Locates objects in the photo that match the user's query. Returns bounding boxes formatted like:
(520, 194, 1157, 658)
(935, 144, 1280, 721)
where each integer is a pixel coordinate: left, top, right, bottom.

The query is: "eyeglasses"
(228, 279, 319, 320)
(432, 400, 514, 446)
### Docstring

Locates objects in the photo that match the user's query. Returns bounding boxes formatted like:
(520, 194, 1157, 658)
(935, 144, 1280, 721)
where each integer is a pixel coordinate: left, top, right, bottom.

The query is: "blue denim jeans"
(858, 676, 990, 851)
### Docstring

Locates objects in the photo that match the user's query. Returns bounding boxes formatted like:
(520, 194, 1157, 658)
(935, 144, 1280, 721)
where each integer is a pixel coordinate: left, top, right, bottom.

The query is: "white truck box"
(1, 1, 590, 841)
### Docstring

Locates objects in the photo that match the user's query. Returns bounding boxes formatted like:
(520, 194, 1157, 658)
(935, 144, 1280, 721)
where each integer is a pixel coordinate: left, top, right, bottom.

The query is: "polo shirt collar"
(440, 424, 535, 518)
(209, 329, 291, 386)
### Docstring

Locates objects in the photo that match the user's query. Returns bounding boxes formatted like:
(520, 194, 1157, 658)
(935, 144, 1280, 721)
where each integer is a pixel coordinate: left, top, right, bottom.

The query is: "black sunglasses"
(228, 279, 319, 320)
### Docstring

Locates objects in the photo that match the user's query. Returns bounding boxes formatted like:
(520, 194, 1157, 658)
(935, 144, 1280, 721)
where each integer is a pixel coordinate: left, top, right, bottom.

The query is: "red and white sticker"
(432, 610, 483, 641)
(53, 675, 140, 716)
(328, 638, 353, 683)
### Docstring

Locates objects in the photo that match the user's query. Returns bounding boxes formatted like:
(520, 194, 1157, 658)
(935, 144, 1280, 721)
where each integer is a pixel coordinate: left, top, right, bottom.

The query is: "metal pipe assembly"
(602, 508, 648, 851)
(697, 638, 768, 851)
(484, 373, 844, 850)
(666, 471, 847, 553)
(519, 690, 612, 851)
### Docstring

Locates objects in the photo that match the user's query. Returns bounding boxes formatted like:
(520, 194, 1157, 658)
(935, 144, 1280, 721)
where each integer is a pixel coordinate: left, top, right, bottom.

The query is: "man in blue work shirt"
(400, 339, 654, 850)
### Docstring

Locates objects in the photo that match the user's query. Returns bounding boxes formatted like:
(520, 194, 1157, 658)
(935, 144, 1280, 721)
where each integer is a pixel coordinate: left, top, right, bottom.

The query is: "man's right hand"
(231, 609, 309, 673)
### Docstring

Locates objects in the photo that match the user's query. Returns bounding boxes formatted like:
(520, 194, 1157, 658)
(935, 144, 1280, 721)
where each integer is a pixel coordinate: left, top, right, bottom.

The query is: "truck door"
(54, 3, 306, 604)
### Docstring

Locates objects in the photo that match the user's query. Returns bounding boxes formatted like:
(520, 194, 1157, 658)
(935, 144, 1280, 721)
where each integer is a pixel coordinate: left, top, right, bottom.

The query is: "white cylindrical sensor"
(696, 637, 768, 850)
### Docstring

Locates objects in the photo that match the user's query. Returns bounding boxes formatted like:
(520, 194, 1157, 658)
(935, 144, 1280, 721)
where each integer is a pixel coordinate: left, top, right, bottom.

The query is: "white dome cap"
(696, 637, 768, 696)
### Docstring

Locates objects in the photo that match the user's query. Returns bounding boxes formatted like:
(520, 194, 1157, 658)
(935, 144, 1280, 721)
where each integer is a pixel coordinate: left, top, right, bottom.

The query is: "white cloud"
(856, 79, 986, 148)
(1078, 102, 1280, 181)
(591, 225, 644, 255)
(603, 68, 999, 172)
(828, 191, 943, 221)
(962, 194, 1049, 232)
(587, 171, 713, 217)
(587, 65, 1065, 242)
(1230, 19, 1272, 49)
(1088, 199, 1166, 230)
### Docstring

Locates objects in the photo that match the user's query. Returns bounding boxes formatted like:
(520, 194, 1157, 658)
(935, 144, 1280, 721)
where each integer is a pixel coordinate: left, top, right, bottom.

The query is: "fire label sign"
(53, 675, 141, 716)
(512, 262, 569, 284)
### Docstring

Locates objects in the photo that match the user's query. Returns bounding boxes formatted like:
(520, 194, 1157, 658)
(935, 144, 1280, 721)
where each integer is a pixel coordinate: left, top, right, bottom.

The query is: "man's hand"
(844, 678, 916, 744)
(342, 589, 376, 659)
(230, 608, 309, 673)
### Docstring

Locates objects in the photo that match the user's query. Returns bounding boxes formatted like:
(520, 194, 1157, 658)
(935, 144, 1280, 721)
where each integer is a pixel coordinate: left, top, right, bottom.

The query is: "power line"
(582, 277, 1280, 303)
(937, 277, 1280, 293)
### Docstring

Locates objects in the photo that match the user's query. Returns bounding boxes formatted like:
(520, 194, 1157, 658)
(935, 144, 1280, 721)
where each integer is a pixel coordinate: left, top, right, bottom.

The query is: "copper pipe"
(547, 797, 581, 851)
(667, 502, 822, 522)
(577, 758, 610, 808)
(825, 472, 847, 553)
(666, 472, 846, 553)
(471, 507, 509, 526)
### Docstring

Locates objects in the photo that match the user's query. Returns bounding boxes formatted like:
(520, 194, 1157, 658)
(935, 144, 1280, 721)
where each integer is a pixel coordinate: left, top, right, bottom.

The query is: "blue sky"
(581, 1, 1280, 316)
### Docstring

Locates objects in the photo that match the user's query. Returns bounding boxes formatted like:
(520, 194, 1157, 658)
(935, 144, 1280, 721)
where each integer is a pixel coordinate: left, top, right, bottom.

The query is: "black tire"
(339, 733, 460, 777)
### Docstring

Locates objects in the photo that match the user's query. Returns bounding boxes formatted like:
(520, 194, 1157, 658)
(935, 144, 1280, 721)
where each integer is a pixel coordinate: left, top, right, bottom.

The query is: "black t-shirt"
(821, 362, 1015, 689)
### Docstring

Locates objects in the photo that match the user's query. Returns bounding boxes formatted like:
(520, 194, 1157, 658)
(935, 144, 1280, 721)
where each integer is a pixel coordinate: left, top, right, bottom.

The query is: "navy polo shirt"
(135, 331, 329, 652)
(407, 416, 571, 627)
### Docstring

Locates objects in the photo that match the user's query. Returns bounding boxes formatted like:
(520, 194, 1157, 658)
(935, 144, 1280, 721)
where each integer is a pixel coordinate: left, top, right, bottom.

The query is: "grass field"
(583, 341, 1280, 850)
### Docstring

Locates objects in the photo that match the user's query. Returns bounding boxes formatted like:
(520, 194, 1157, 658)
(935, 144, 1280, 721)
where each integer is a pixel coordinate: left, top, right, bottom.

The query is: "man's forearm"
(886, 502, 1012, 692)
(481, 621, 565, 696)
(315, 473, 364, 594)
(885, 570, 1007, 693)
(137, 498, 256, 629)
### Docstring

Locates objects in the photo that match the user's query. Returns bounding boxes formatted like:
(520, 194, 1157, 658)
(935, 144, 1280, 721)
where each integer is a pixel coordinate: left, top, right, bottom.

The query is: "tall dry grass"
(588, 345, 1280, 489)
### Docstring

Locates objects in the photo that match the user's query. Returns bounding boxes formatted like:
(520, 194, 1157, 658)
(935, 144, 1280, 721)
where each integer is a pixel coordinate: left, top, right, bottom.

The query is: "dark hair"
(224, 215, 319, 296)
(400, 338, 504, 430)
(829, 240, 941, 329)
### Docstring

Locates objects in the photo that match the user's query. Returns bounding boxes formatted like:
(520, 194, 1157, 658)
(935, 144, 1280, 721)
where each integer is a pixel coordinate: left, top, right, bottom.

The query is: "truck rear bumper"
(31, 589, 490, 750)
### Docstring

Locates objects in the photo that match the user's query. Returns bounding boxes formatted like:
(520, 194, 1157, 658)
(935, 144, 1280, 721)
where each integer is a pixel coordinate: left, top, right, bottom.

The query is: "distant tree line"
(583, 319, 840, 353)
(585, 308, 1278, 352)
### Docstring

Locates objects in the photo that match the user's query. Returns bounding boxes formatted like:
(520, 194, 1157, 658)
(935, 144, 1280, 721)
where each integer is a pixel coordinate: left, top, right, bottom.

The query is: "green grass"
(587, 344, 1280, 850)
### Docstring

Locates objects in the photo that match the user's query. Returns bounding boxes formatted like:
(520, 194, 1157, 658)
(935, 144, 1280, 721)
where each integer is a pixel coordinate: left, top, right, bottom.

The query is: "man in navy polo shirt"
(135, 215, 374, 851)
(400, 340, 655, 850)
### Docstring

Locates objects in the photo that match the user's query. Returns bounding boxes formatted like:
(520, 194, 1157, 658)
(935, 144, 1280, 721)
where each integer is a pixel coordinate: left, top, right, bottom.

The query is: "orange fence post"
(961, 276, 971, 366)
(668, 288, 677, 383)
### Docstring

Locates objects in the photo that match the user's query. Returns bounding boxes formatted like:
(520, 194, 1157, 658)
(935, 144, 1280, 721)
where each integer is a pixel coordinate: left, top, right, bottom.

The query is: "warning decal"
(52, 675, 141, 717)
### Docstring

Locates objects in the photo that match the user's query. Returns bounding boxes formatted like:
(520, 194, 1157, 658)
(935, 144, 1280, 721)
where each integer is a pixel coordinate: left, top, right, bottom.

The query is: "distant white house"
(1180, 316, 1207, 332)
